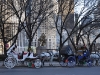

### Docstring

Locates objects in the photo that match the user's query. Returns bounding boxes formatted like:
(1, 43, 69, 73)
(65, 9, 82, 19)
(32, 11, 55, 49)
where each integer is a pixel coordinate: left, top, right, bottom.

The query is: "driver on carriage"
(26, 46, 37, 58)
(77, 46, 90, 61)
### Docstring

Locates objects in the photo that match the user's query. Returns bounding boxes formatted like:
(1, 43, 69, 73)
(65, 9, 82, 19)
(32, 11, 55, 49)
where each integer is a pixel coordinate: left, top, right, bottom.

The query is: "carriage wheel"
(34, 59, 42, 68)
(86, 58, 93, 67)
(59, 55, 67, 67)
(67, 56, 76, 67)
(4, 57, 17, 69)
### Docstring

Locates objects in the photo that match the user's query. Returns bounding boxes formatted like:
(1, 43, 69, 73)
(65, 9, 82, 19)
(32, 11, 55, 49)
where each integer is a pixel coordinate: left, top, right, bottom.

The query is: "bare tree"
(0, 0, 54, 53)
(53, 0, 74, 55)
(53, 0, 100, 57)
(21, 0, 54, 52)
(0, 0, 23, 55)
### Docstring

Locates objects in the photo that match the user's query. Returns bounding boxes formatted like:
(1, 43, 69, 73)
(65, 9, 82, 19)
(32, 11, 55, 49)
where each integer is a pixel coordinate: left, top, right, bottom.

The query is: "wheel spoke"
(4, 57, 16, 69)
(34, 59, 42, 68)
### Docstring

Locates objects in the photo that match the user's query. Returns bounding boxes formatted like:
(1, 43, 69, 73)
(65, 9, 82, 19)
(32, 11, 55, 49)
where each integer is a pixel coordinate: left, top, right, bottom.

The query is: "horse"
(90, 52, 100, 66)
(38, 50, 59, 66)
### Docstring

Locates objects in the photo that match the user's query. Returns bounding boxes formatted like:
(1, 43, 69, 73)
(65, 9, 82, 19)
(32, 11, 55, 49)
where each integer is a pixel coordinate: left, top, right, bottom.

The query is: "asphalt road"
(0, 66, 100, 75)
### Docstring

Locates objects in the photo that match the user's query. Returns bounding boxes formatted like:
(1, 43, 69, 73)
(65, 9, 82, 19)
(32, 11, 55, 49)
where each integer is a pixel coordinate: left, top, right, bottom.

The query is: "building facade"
(15, 0, 59, 52)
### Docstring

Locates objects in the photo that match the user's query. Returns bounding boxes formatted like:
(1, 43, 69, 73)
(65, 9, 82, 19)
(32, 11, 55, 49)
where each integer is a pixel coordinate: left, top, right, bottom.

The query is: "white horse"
(90, 53, 100, 66)
(38, 50, 59, 66)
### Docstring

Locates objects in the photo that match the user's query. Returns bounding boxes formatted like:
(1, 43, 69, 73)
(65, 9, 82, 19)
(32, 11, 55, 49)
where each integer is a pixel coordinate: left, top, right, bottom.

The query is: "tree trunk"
(28, 38, 32, 52)
(4, 41, 7, 56)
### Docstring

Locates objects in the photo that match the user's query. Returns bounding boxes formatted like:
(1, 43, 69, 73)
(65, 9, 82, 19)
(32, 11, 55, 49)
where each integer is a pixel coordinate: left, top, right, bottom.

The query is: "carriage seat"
(18, 51, 24, 59)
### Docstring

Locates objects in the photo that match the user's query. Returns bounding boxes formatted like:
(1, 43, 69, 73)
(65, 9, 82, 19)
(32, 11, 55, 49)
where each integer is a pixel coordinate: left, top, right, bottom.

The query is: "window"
(49, 42, 51, 49)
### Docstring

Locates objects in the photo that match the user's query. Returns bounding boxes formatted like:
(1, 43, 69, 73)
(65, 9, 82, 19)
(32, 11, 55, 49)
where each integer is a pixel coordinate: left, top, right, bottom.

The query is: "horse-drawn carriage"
(59, 45, 76, 67)
(4, 44, 42, 69)
(59, 45, 93, 67)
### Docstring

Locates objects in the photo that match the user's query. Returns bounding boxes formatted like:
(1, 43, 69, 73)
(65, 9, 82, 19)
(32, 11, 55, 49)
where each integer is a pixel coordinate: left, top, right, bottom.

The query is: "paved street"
(0, 61, 100, 75)
(0, 66, 100, 75)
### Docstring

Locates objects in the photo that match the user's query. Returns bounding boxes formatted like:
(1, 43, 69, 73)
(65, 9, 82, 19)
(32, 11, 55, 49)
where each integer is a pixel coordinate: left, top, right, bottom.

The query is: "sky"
(74, 0, 97, 14)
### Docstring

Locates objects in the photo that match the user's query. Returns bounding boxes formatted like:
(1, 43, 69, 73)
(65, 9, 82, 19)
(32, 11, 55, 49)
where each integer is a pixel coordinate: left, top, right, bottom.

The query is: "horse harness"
(47, 51, 53, 57)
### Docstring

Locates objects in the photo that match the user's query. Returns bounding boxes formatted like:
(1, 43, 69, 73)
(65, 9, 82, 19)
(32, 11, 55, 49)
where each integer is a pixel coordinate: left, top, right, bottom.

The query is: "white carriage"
(4, 44, 42, 69)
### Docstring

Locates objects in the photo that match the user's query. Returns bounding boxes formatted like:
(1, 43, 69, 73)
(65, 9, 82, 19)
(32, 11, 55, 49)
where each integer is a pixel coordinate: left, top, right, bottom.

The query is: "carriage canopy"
(60, 45, 73, 55)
